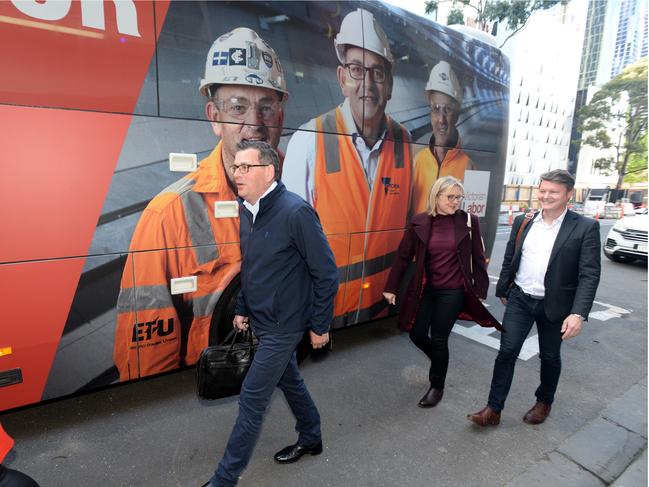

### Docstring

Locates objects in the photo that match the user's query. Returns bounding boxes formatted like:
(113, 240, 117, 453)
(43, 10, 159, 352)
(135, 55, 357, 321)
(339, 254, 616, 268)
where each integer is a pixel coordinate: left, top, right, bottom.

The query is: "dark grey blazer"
(496, 209, 601, 323)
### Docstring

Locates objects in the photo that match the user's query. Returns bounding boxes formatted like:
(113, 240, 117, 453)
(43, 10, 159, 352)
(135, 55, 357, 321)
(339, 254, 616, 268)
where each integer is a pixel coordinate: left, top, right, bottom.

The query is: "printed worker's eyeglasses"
(343, 63, 387, 83)
(216, 97, 280, 121)
(430, 103, 458, 116)
(229, 164, 270, 175)
(441, 194, 464, 202)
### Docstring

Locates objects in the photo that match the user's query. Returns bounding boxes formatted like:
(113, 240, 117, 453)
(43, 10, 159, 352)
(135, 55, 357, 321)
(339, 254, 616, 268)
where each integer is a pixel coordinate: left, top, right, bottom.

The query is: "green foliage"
(578, 58, 648, 190)
(424, 1, 438, 15)
(447, 7, 466, 24)
(424, 0, 564, 46)
(625, 134, 648, 184)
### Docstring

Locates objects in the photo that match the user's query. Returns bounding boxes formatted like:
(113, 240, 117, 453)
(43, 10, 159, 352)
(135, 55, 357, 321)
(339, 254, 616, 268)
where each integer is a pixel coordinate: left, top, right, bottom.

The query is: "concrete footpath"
(508, 378, 647, 486)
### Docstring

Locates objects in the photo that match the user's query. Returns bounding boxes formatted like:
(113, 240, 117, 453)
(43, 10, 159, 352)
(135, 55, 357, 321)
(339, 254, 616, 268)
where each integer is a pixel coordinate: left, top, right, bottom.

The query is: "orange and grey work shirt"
(410, 136, 474, 215)
(114, 142, 241, 381)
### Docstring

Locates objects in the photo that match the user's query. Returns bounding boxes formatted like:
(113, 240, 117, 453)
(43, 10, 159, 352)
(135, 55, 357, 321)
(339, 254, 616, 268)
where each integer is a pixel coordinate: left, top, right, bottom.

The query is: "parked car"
(603, 214, 648, 263)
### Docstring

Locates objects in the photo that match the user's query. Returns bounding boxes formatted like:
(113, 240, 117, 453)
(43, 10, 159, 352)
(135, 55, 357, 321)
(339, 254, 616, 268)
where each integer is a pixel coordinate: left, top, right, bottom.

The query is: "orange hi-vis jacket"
(411, 137, 474, 215)
(114, 142, 241, 381)
(314, 107, 412, 326)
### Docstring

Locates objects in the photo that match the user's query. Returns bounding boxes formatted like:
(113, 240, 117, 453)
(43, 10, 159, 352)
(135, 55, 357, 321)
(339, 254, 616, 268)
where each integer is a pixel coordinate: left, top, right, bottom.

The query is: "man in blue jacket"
(208, 141, 339, 487)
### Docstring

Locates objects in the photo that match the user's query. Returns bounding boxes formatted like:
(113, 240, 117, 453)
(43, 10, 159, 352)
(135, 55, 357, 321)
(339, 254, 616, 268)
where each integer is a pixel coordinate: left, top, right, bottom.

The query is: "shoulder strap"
(515, 212, 535, 248)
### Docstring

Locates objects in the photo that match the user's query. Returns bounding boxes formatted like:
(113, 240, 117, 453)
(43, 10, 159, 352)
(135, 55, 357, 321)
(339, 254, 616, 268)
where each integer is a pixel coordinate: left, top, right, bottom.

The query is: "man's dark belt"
(513, 283, 544, 300)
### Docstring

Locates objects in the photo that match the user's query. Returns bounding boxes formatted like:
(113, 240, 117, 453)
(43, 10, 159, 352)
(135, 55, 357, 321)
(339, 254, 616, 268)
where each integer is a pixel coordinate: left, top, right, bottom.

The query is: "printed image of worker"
(410, 60, 475, 215)
(282, 8, 412, 325)
(113, 27, 288, 380)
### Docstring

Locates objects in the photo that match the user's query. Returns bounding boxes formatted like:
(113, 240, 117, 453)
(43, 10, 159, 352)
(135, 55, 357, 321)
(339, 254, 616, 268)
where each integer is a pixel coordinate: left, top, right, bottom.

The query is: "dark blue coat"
(235, 182, 339, 335)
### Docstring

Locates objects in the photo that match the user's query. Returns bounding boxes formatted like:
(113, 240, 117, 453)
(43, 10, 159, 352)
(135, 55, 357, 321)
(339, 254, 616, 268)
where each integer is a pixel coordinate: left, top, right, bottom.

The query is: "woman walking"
(383, 176, 502, 408)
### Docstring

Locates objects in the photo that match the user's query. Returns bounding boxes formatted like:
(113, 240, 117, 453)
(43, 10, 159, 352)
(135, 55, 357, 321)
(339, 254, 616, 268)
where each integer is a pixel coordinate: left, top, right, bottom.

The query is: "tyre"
(604, 252, 633, 263)
(209, 274, 241, 345)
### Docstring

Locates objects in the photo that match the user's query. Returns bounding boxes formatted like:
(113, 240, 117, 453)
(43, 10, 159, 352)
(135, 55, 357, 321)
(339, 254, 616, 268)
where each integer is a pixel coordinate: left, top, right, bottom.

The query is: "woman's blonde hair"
(427, 176, 465, 216)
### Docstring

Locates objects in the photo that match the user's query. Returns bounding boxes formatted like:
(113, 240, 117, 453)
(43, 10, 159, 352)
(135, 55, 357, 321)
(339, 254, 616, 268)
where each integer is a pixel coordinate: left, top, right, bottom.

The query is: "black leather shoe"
(417, 387, 443, 408)
(273, 441, 323, 464)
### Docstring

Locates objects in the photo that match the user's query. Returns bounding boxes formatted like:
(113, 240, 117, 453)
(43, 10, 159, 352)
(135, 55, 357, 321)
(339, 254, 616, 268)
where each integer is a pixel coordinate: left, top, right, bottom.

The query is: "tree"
(578, 58, 648, 199)
(424, 0, 564, 47)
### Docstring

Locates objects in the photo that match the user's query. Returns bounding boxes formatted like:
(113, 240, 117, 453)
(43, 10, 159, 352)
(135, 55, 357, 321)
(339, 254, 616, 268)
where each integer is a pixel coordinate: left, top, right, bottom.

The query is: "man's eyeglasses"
(441, 194, 464, 202)
(430, 103, 458, 116)
(343, 63, 387, 83)
(228, 164, 270, 175)
(216, 97, 280, 122)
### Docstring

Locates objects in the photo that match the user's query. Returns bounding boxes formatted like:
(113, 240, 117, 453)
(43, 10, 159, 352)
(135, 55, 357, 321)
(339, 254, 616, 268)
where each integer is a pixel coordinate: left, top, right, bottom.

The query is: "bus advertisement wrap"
(0, 0, 509, 411)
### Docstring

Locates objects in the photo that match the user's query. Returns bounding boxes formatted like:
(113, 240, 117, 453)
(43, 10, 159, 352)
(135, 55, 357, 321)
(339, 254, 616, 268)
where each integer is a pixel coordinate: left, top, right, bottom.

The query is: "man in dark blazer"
(206, 141, 338, 487)
(468, 169, 601, 426)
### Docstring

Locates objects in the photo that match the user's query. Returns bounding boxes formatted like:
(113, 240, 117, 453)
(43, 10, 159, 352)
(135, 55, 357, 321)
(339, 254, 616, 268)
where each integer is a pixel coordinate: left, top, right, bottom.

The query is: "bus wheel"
(209, 275, 241, 345)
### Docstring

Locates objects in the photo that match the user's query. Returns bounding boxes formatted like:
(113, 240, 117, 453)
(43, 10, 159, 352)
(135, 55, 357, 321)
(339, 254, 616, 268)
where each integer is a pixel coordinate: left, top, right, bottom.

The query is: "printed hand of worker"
(499, 297, 508, 306)
(310, 331, 329, 349)
(561, 314, 583, 340)
(233, 315, 249, 332)
(383, 292, 396, 305)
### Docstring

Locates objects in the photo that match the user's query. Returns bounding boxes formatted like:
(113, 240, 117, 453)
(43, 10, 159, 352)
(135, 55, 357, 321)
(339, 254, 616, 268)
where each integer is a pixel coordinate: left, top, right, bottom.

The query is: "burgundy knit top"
(425, 213, 464, 289)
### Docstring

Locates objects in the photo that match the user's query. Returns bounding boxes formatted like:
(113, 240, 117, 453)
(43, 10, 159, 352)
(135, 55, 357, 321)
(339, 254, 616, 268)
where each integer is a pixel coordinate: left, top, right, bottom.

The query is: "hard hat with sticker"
(425, 60, 462, 104)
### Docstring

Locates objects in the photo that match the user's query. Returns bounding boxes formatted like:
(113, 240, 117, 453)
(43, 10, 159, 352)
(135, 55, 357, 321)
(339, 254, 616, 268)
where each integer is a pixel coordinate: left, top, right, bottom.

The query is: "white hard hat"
(199, 27, 288, 98)
(425, 61, 462, 104)
(334, 8, 393, 65)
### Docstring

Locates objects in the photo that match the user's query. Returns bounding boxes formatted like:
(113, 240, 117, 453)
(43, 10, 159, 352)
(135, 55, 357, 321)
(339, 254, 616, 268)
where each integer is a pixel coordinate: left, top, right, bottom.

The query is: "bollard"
(508, 204, 513, 225)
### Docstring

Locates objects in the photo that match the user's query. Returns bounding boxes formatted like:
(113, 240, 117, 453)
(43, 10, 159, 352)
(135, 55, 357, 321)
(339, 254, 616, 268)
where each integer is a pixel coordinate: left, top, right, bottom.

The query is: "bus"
(0, 0, 509, 411)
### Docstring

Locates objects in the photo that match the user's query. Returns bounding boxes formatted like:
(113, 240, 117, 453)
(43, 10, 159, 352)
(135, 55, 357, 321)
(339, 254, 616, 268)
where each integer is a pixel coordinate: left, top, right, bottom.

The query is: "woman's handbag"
(196, 330, 257, 400)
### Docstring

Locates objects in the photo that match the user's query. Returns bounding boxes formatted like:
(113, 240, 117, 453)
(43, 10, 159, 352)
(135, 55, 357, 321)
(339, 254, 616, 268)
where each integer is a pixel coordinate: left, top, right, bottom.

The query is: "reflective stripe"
(191, 291, 223, 318)
(162, 175, 195, 195)
(389, 119, 405, 168)
(117, 285, 174, 313)
(180, 190, 219, 265)
(331, 299, 389, 328)
(337, 251, 396, 283)
(321, 111, 341, 174)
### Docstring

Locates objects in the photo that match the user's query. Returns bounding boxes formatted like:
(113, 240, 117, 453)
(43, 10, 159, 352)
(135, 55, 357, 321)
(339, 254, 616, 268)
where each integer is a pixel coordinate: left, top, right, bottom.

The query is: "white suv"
(603, 215, 648, 262)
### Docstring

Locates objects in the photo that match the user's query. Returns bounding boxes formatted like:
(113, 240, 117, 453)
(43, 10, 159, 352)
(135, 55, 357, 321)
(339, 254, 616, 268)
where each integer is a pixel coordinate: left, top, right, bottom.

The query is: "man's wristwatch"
(571, 313, 584, 320)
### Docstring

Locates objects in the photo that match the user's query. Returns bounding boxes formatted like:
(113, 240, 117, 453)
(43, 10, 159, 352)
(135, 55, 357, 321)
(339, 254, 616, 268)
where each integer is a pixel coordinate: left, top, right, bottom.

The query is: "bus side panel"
(0, 258, 87, 410)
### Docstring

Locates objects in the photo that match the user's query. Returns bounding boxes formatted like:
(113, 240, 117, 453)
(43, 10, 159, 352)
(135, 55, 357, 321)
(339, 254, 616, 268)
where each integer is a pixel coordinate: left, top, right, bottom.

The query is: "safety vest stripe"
(321, 111, 341, 173)
(117, 285, 174, 313)
(180, 190, 219, 265)
(337, 251, 396, 283)
(192, 290, 223, 318)
(331, 298, 389, 328)
(117, 285, 223, 319)
(389, 120, 405, 168)
(163, 174, 195, 195)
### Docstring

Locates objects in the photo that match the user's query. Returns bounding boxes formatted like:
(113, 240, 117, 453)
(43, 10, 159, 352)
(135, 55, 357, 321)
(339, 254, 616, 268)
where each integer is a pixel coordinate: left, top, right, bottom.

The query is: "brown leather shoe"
(467, 406, 501, 426)
(417, 387, 443, 408)
(523, 401, 551, 424)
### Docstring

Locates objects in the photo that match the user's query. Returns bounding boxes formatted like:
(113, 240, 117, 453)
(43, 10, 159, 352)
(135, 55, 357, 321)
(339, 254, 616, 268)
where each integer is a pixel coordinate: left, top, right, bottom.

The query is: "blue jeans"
(210, 330, 321, 487)
(487, 286, 563, 412)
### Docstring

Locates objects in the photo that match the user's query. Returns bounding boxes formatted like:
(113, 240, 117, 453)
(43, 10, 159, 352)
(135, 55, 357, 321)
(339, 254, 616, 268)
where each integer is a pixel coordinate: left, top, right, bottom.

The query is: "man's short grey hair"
(539, 169, 575, 191)
(235, 140, 281, 181)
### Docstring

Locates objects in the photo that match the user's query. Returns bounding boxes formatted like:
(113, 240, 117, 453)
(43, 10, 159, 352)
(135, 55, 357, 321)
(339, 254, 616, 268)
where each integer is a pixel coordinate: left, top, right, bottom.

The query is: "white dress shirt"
(281, 98, 386, 205)
(243, 181, 277, 223)
(515, 208, 567, 297)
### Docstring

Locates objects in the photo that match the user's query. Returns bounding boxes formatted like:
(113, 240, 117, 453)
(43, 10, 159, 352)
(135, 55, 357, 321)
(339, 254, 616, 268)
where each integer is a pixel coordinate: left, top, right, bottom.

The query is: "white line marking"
(453, 325, 539, 361)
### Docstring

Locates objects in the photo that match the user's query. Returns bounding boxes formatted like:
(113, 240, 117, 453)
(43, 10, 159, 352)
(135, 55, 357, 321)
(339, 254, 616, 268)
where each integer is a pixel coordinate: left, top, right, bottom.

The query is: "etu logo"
(10, 0, 141, 37)
(131, 319, 174, 342)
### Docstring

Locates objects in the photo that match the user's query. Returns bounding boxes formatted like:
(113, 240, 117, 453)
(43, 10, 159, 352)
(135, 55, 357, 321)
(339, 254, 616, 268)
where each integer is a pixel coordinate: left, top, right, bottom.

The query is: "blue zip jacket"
(235, 182, 338, 335)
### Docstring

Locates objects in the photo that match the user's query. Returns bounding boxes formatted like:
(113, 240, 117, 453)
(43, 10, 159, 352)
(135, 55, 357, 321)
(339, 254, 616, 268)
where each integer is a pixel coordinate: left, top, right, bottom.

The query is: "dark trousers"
(488, 286, 563, 412)
(211, 330, 321, 487)
(0, 465, 39, 487)
(409, 286, 465, 390)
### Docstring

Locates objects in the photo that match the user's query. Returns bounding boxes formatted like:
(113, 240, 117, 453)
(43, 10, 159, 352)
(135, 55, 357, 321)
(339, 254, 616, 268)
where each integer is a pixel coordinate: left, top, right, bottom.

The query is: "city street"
(2, 221, 647, 487)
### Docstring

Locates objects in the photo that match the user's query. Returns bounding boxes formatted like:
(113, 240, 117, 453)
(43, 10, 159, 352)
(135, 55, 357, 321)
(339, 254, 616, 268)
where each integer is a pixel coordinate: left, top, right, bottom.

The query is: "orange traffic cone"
(508, 204, 513, 226)
(594, 210, 599, 220)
